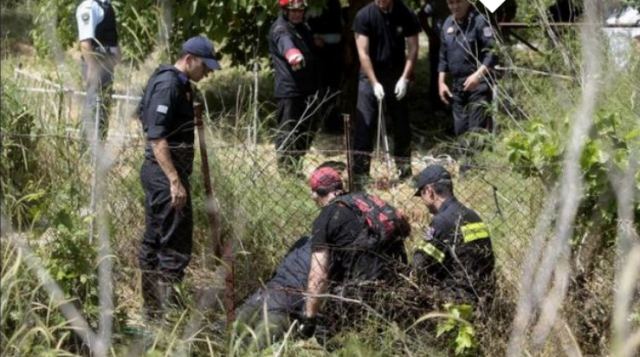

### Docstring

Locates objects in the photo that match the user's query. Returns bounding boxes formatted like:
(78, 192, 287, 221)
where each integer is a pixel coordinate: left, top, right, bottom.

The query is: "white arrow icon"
(478, 0, 506, 13)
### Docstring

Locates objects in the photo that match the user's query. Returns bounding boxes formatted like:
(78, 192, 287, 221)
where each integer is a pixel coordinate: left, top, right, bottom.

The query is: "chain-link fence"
(5, 72, 591, 355)
(1, 76, 546, 294)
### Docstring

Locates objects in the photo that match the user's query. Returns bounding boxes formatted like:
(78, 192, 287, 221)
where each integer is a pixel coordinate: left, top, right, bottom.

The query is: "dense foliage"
(31, 0, 335, 63)
(0, 81, 42, 228)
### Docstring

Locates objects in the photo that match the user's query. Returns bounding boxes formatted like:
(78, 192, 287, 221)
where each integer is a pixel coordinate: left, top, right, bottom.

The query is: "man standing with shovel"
(137, 36, 220, 321)
(352, 0, 420, 190)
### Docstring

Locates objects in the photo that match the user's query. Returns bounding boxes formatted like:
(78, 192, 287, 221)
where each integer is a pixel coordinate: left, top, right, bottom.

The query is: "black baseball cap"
(414, 164, 452, 196)
(182, 36, 221, 71)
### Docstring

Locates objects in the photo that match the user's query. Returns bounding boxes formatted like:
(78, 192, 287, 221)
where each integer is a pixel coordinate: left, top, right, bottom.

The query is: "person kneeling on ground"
(301, 164, 411, 337)
(412, 164, 495, 309)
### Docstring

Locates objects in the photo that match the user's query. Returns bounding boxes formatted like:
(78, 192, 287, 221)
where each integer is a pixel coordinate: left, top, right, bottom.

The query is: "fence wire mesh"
(1, 81, 545, 289)
(6, 73, 618, 355)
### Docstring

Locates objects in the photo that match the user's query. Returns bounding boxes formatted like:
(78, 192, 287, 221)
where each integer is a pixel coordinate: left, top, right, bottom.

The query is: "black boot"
(141, 271, 162, 322)
(158, 280, 186, 312)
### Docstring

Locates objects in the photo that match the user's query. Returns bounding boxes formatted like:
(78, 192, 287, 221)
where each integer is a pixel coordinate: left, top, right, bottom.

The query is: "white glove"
(373, 82, 385, 101)
(394, 77, 408, 100)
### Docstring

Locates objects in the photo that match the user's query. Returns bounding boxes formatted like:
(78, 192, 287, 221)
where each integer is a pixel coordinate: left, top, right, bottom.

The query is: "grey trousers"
(81, 56, 115, 141)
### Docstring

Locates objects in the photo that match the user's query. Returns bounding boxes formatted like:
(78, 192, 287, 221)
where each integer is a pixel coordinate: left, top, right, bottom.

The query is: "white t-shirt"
(76, 0, 106, 42)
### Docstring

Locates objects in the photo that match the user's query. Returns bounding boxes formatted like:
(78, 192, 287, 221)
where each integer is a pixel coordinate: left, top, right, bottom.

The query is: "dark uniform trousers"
(353, 72, 412, 181)
(235, 284, 301, 349)
(235, 236, 310, 348)
(451, 78, 493, 137)
(139, 159, 193, 312)
(275, 96, 319, 174)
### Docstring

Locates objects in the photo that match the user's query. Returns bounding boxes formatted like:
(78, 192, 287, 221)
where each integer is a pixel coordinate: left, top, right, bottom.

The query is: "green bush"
(0, 80, 45, 229)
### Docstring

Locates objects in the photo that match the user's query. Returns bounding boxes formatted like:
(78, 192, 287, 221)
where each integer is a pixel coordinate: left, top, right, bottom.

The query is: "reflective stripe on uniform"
(461, 222, 490, 243)
(415, 239, 445, 263)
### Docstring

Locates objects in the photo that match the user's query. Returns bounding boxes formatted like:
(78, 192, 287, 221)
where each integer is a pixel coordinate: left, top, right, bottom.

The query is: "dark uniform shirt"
(352, 0, 421, 74)
(311, 194, 406, 282)
(307, 0, 343, 36)
(414, 197, 495, 300)
(94, 1, 118, 48)
(268, 14, 319, 98)
(269, 236, 312, 291)
(138, 65, 195, 176)
(438, 10, 497, 79)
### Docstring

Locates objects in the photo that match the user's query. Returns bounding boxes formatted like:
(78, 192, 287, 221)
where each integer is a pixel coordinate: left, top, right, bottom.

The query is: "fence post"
(194, 101, 222, 259)
(343, 113, 353, 192)
(88, 96, 101, 243)
(194, 100, 235, 325)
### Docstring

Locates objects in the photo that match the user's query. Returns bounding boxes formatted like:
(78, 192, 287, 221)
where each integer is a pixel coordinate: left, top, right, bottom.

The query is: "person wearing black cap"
(413, 164, 495, 305)
(438, 0, 497, 137)
(302, 164, 410, 337)
(269, 0, 320, 175)
(76, 0, 120, 141)
(352, 0, 421, 188)
(137, 35, 220, 320)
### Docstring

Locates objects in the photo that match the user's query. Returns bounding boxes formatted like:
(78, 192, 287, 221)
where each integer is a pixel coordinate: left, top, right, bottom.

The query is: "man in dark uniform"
(352, 0, 420, 188)
(76, 0, 120, 141)
(307, 0, 345, 133)
(438, 0, 497, 137)
(302, 165, 410, 337)
(418, 0, 450, 110)
(137, 36, 220, 319)
(269, 0, 320, 175)
(412, 164, 495, 305)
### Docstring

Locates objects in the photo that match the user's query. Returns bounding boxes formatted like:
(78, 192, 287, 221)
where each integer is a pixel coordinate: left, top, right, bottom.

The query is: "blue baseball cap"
(181, 36, 221, 71)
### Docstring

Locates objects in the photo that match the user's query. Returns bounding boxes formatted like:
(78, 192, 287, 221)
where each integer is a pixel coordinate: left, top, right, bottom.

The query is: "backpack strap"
(333, 193, 398, 242)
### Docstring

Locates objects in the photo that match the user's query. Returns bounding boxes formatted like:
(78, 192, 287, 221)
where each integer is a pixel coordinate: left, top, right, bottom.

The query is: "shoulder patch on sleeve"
(483, 26, 493, 37)
(81, 12, 90, 23)
(156, 105, 168, 114)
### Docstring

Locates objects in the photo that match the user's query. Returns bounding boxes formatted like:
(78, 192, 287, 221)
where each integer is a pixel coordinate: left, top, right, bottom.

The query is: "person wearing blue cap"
(412, 164, 495, 306)
(136, 35, 220, 321)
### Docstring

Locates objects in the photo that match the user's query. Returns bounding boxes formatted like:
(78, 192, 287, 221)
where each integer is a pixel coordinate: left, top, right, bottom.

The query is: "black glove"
(297, 316, 317, 339)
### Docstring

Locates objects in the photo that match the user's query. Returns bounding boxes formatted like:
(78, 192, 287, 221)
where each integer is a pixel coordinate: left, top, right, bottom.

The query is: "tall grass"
(2, 1, 639, 355)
